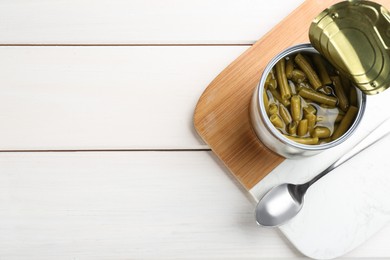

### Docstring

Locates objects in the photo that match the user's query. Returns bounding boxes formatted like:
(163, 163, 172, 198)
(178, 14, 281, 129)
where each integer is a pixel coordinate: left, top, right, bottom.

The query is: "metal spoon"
(255, 119, 390, 227)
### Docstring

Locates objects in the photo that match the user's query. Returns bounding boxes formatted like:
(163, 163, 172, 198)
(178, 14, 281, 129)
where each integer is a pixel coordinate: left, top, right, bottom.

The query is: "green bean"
(340, 75, 351, 94)
(286, 58, 294, 79)
(265, 71, 277, 90)
(295, 53, 322, 90)
(268, 78, 277, 90)
(349, 86, 358, 107)
(291, 69, 306, 84)
(263, 91, 269, 115)
(319, 137, 332, 144)
(270, 89, 290, 107)
(297, 119, 308, 136)
(285, 135, 319, 145)
(331, 76, 349, 112)
(265, 72, 271, 87)
(290, 95, 301, 121)
(289, 80, 297, 95)
(298, 87, 337, 107)
(312, 127, 331, 139)
(296, 82, 313, 93)
(270, 114, 284, 129)
(268, 103, 278, 115)
(313, 55, 332, 86)
(320, 104, 337, 109)
(303, 104, 316, 116)
(288, 121, 297, 135)
(279, 104, 292, 125)
(331, 106, 358, 140)
(335, 113, 344, 123)
(305, 113, 316, 132)
(276, 58, 292, 100)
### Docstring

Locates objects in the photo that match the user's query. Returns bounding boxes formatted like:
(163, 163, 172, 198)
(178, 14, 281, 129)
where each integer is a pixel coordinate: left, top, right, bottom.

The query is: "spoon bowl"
(255, 183, 303, 227)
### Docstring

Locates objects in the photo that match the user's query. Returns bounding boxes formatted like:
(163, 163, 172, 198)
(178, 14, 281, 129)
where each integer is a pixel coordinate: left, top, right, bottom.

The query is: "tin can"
(250, 44, 366, 158)
(250, 1, 390, 158)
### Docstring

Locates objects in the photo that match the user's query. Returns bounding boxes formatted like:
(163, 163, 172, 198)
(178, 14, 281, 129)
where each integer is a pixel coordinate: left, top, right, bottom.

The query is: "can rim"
(309, 1, 390, 95)
(256, 43, 366, 152)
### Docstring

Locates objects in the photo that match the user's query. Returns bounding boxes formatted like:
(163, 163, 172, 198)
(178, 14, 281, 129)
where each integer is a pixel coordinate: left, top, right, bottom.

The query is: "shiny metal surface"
(250, 44, 366, 158)
(255, 183, 302, 227)
(255, 118, 390, 227)
(309, 1, 390, 95)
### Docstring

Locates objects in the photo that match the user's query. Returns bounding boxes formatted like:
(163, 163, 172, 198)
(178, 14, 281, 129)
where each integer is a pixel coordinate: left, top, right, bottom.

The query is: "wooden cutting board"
(193, 0, 341, 190)
(193, 0, 390, 190)
(194, 0, 390, 259)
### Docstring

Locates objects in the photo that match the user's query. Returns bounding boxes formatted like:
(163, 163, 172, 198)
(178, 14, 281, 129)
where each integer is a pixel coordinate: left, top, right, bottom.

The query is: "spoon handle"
(305, 118, 390, 189)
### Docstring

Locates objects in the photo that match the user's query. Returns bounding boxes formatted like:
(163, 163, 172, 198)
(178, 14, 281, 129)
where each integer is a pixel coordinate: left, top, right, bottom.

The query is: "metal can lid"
(309, 1, 390, 95)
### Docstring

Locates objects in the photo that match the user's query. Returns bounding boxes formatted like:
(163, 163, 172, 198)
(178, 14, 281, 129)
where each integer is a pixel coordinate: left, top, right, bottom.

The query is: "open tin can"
(250, 1, 390, 158)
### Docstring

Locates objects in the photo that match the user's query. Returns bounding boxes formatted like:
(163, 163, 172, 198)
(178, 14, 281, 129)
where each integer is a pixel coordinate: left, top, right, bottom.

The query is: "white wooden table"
(1, 1, 390, 259)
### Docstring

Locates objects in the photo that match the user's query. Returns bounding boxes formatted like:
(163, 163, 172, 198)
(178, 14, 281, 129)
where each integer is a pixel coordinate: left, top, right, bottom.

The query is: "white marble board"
(250, 89, 390, 259)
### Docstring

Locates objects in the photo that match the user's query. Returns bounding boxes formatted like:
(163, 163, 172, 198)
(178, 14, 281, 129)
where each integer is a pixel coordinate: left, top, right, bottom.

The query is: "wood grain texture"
(0, 0, 303, 44)
(1, 151, 390, 259)
(194, 0, 351, 190)
(2, 0, 390, 259)
(0, 46, 249, 150)
(0, 152, 300, 259)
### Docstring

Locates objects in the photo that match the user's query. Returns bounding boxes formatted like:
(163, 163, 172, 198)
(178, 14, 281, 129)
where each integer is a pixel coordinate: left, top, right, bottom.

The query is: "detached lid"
(309, 1, 390, 95)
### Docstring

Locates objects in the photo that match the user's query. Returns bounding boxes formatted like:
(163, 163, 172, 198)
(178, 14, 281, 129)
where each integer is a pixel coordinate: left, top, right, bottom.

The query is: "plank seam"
(0, 44, 253, 47)
(0, 149, 212, 153)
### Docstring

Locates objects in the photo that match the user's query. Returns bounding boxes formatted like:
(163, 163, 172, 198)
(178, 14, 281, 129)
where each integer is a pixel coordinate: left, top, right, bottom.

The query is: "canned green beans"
(250, 44, 366, 158)
(264, 51, 359, 145)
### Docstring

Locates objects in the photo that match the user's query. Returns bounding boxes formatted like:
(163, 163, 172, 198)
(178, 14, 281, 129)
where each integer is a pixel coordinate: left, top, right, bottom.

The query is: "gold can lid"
(309, 1, 390, 95)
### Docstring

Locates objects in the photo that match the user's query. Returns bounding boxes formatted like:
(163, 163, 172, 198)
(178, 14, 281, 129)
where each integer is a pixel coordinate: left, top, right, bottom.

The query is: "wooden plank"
(0, 151, 389, 259)
(0, 0, 304, 44)
(0, 46, 248, 150)
(0, 151, 298, 259)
